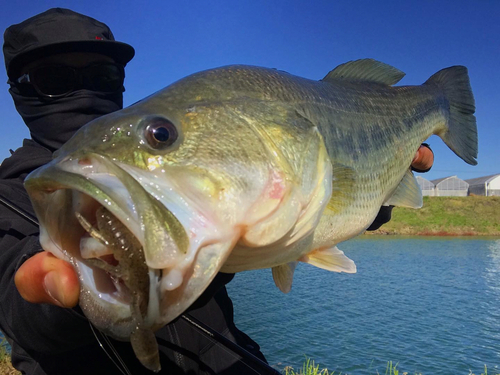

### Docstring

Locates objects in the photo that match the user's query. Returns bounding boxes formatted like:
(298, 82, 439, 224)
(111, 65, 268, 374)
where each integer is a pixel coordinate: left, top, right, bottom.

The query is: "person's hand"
(15, 251, 79, 308)
(411, 144, 434, 172)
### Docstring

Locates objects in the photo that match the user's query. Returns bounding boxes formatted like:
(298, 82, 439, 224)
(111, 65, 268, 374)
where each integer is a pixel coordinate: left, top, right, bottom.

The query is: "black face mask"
(9, 87, 123, 151)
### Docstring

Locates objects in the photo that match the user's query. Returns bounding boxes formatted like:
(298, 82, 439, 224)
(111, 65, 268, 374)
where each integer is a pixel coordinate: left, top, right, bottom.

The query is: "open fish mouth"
(25, 155, 237, 371)
(74, 195, 147, 311)
(24, 154, 168, 336)
(25, 153, 237, 333)
(25, 155, 176, 371)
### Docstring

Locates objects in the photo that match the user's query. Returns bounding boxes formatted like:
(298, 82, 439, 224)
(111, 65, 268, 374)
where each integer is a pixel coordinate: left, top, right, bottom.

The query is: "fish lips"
(24, 153, 219, 337)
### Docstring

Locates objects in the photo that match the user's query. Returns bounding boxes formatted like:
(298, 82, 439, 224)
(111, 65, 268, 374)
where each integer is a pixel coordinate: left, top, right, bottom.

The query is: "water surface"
(2, 238, 499, 374)
(227, 237, 500, 374)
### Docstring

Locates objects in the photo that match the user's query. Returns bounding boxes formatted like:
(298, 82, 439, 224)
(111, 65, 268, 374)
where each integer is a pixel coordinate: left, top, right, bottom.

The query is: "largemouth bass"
(24, 59, 477, 371)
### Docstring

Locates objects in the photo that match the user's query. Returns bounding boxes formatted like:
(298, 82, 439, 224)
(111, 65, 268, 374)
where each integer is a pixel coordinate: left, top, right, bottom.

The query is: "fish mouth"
(74, 195, 141, 307)
(25, 153, 237, 337)
(28, 181, 164, 370)
(25, 160, 159, 338)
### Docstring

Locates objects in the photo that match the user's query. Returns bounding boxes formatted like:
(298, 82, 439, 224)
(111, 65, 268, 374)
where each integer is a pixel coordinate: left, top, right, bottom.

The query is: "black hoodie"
(0, 139, 267, 375)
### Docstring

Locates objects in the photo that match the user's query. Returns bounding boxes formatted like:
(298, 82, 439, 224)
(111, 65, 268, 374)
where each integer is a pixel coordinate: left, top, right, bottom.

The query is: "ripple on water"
(227, 238, 500, 375)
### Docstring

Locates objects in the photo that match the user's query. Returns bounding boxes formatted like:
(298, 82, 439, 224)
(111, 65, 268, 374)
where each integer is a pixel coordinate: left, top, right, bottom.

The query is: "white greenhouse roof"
(431, 175, 460, 184)
(431, 175, 468, 190)
(465, 174, 500, 186)
(415, 175, 434, 189)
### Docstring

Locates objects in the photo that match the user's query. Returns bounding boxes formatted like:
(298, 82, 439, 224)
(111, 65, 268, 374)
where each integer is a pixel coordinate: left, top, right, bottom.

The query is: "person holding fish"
(0, 7, 436, 375)
(0, 8, 270, 375)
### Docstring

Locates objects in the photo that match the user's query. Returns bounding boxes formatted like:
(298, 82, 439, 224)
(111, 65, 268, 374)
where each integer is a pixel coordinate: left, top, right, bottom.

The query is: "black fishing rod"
(180, 314, 279, 374)
(0, 194, 38, 226)
(0, 193, 281, 375)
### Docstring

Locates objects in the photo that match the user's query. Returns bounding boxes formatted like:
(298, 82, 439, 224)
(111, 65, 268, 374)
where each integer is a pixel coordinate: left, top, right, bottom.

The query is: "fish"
(24, 59, 477, 371)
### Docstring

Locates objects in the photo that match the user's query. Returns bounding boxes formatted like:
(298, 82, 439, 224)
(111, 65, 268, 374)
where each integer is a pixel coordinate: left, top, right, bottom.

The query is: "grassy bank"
(284, 358, 499, 375)
(367, 196, 500, 236)
(0, 339, 20, 375)
(2, 336, 498, 375)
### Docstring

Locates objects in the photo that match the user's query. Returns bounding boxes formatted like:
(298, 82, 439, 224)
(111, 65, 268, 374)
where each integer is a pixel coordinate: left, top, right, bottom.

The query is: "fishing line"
(181, 314, 281, 375)
(181, 314, 260, 374)
(89, 322, 132, 375)
(100, 329, 133, 375)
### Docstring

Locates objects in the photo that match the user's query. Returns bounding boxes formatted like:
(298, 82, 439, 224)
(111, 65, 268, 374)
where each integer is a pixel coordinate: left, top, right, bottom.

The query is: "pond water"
(227, 237, 500, 374)
(2, 238, 499, 374)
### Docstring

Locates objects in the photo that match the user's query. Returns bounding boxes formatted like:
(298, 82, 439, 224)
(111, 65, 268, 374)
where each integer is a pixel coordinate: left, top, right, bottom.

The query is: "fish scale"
(25, 59, 477, 371)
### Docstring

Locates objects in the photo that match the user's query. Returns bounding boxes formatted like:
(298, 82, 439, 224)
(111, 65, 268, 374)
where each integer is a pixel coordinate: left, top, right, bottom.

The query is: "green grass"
(0, 338, 20, 375)
(284, 358, 329, 375)
(282, 358, 499, 375)
(367, 196, 500, 236)
(1, 346, 498, 375)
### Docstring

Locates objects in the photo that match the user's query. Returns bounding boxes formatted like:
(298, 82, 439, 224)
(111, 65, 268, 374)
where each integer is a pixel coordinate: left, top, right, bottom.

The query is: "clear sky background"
(0, 0, 498, 181)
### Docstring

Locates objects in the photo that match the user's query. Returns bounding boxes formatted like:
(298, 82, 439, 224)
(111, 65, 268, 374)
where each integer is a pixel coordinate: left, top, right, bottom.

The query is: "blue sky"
(0, 0, 498, 181)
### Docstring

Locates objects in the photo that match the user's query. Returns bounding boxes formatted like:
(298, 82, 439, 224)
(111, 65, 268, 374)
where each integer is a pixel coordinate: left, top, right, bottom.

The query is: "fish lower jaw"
(77, 259, 163, 340)
(72, 197, 162, 337)
(74, 210, 133, 304)
(77, 259, 136, 337)
(78, 237, 133, 305)
(76, 254, 134, 306)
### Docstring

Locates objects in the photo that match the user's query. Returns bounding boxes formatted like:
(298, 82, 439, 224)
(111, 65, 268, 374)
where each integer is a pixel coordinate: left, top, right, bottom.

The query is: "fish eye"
(144, 118, 178, 150)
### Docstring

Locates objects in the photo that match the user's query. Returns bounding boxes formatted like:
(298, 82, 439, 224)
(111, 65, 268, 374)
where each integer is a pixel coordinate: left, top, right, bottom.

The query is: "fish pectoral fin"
(322, 58, 405, 86)
(300, 246, 356, 273)
(325, 164, 357, 214)
(272, 261, 298, 293)
(384, 169, 423, 208)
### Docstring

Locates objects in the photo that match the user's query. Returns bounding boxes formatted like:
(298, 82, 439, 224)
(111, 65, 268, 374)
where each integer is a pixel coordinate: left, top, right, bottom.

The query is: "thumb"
(15, 251, 80, 308)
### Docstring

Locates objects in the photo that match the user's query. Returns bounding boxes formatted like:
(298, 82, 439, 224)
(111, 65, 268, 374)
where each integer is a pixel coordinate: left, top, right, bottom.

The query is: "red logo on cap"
(95, 36, 103, 40)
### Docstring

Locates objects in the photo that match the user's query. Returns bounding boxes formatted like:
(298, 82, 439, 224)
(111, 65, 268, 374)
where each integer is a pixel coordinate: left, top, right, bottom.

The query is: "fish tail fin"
(425, 66, 478, 165)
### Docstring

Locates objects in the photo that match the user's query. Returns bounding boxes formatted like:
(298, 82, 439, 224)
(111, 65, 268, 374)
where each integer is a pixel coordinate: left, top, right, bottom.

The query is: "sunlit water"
(227, 237, 500, 374)
(1, 238, 499, 374)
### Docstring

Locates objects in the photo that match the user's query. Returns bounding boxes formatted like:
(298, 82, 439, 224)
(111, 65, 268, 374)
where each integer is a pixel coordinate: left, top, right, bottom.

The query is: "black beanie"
(3, 8, 135, 80)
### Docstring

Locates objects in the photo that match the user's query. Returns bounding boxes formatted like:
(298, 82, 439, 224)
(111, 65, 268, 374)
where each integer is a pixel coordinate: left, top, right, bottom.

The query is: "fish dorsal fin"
(322, 59, 405, 86)
(272, 262, 298, 293)
(300, 246, 356, 273)
(384, 169, 423, 208)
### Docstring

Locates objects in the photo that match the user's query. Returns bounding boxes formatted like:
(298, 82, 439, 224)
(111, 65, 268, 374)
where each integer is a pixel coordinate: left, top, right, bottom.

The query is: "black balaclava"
(10, 86, 123, 152)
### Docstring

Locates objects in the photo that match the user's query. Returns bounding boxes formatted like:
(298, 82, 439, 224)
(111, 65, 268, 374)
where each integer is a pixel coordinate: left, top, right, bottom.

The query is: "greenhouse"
(465, 174, 500, 196)
(415, 176, 435, 196)
(431, 176, 469, 197)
